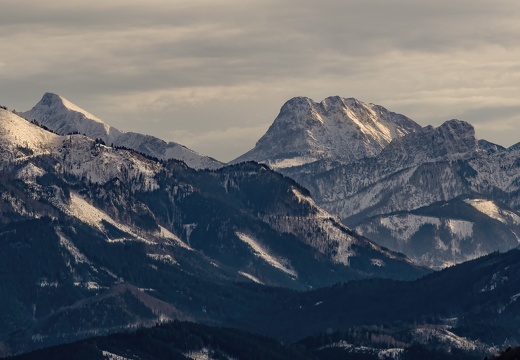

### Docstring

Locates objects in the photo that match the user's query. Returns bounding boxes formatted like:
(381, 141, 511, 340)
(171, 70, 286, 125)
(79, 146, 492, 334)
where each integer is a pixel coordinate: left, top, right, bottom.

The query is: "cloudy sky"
(2, 0, 520, 161)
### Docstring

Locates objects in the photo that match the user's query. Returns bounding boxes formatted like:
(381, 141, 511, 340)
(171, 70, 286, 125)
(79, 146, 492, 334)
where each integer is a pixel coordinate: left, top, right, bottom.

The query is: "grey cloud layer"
(1, 0, 520, 161)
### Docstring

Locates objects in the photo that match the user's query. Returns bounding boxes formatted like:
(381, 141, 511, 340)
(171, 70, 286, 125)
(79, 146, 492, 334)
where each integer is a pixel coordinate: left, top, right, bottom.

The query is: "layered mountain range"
(0, 106, 426, 355)
(234, 97, 520, 268)
(15, 93, 520, 269)
(9, 247, 520, 359)
(2, 93, 520, 358)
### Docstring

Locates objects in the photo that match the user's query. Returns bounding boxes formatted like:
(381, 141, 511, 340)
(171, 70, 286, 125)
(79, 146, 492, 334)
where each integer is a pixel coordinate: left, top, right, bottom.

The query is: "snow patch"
(16, 163, 46, 183)
(38, 279, 58, 288)
(447, 219, 474, 238)
(58, 232, 91, 265)
(238, 271, 264, 285)
(147, 253, 178, 265)
(185, 348, 211, 360)
(318, 340, 353, 350)
(465, 198, 520, 225)
(511, 293, 520, 303)
(379, 215, 473, 243)
(85, 281, 102, 290)
(413, 327, 477, 351)
(235, 232, 297, 278)
(66, 192, 152, 244)
(481, 272, 509, 292)
(380, 215, 441, 242)
(157, 225, 192, 250)
(184, 223, 197, 245)
(371, 259, 385, 267)
(378, 348, 404, 360)
(102, 351, 132, 360)
(266, 156, 318, 169)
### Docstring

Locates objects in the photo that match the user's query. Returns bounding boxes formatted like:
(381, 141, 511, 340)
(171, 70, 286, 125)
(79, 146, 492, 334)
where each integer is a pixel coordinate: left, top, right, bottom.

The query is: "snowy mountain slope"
(0, 109, 431, 353)
(306, 121, 520, 221)
(1, 110, 427, 285)
(0, 108, 433, 354)
(0, 108, 60, 162)
(22, 93, 222, 170)
(355, 196, 520, 269)
(231, 96, 421, 168)
(159, 161, 426, 286)
(287, 120, 520, 267)
(20, 93, 118, 141)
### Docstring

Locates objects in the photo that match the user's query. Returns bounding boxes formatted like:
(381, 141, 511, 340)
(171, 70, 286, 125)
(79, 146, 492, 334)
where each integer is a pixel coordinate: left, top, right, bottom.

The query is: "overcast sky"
(2, 0, 520, 162)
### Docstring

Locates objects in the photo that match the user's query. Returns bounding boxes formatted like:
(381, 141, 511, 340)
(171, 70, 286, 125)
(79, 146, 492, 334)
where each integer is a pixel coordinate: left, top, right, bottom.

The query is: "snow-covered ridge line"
(1, 109, 162, 191)
(0, 108, 60, 161)
(23, 93, 223, 170)
(58, 95, 106, 125)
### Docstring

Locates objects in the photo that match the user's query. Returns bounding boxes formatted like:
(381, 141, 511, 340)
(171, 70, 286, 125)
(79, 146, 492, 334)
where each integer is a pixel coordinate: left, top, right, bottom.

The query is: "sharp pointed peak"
(39, 92, 63, 106)
(33, 92, 106, 125)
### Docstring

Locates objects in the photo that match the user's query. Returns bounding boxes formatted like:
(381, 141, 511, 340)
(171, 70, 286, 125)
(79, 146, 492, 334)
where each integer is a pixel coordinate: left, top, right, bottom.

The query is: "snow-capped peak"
(45, 93, 106, 126)
(22, 93, 223, 170)
(232, 96, 420, 168)
(23, 92, 116, 142)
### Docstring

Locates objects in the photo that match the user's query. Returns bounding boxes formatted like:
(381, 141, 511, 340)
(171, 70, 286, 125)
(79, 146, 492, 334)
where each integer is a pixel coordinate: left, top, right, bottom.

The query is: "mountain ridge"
(232, 96, 421, 169)
(0, 107, 429, 353)
(234, 97, 520, 269)
(22, 93, 223, 170)
(2, 94, 520, 358)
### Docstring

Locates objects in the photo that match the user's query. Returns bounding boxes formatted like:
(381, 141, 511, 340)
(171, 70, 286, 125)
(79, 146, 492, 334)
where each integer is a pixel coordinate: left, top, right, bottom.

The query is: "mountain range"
(23, 93, 520, 268)
(234, 96, 520, 269)
(1, 93, 520, 358)
(0, 105, 427, 355)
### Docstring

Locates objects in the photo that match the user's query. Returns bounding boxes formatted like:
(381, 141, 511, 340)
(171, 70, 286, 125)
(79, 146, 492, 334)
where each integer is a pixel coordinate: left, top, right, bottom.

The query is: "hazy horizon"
(2, 0, 520, 161)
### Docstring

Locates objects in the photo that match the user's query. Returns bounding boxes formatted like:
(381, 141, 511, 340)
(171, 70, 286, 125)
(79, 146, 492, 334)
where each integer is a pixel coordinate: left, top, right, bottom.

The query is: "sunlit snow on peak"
(57, 94, 107, 126)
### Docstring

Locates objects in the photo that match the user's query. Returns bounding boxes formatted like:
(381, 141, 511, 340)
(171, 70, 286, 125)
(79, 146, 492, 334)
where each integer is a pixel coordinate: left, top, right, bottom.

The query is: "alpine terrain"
(234, 96, 421, 169)
(0, 105, 426, 356)
(22, 93, 222, 170)
(234, 96, 520, 269)
(2, 94, 520, 360)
